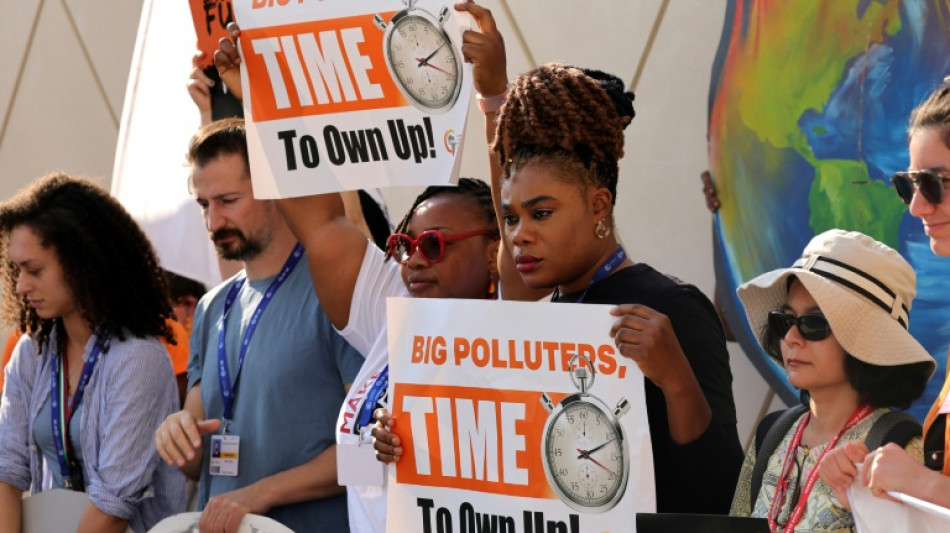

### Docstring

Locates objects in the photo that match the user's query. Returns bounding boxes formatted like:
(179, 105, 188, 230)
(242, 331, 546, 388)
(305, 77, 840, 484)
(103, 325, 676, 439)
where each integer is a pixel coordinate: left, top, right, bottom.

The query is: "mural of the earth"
(710, 0, 950, 418)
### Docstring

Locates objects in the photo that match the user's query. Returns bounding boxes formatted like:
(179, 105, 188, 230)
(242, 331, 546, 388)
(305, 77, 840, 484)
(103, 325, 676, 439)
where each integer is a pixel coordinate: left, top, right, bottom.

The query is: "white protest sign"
(232, 0, 473, 198)
(851, 465, 950, 533)
(147, 512, 294, 533)
(386, 298, 655, 533)
(23, 489, 133, 533)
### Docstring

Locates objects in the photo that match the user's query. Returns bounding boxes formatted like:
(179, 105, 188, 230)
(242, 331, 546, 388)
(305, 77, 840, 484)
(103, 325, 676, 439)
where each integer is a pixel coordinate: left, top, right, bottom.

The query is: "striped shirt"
(0, 329, 185, 532)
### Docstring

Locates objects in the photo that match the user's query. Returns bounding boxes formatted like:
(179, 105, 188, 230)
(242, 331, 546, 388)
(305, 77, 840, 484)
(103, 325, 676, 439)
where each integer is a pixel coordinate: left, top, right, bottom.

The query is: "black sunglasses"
(767, 311, 832, 342)
(891, 169, 948, 205)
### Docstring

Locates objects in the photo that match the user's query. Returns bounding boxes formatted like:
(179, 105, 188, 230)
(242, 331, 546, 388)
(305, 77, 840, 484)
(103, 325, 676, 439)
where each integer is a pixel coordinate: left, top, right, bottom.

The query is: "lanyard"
(768, 404, 874, 532)
(218, 243, 304, 431)
(50, 333, 109, 490)
(553, 246, 626, 304)
(357, 366, 389, 432)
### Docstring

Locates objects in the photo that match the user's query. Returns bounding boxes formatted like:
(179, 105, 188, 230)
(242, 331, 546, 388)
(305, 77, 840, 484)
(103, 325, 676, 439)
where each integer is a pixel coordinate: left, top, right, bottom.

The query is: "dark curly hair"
(909, 76, 950, 147)
(392, 177, 498, 237)
(0, 173, 174, 350)
(759, 323, 930, 409)
(493, 63, 635, 206)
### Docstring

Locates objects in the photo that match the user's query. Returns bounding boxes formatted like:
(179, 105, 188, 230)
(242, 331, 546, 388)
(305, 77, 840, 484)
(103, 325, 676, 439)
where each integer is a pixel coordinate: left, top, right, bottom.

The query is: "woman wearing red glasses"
(820, 80, 950, 510)
(276, 176, 543, 533)
(730, 230, 933, 531)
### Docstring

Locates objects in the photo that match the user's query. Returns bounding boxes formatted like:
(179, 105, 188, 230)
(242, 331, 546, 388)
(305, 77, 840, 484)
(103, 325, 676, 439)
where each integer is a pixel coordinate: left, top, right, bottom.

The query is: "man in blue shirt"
(155, 118, 364, 532)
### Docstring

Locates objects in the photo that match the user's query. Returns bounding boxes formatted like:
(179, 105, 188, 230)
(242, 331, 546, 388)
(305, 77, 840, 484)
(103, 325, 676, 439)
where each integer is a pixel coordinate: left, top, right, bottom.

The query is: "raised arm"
(457, 2, 549, 302)
(277, 194, 369, 329)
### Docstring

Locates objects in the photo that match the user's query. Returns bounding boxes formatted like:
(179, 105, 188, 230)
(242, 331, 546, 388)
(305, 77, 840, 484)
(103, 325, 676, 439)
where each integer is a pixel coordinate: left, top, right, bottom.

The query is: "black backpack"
(745, 405, 922, 513)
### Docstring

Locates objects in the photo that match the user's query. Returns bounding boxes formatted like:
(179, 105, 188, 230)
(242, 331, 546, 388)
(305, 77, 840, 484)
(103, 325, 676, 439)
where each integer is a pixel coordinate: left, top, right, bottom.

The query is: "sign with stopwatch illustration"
(384, 298, 656, 533)
(232, 0, 473, 199)
(374, 0, 464, 113)
(541, 354, 631, 513)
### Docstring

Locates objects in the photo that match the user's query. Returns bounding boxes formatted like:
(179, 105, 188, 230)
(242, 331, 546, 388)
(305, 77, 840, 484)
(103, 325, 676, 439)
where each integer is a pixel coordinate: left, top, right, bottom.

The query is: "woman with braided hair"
(0, 173, 185, 532)
(454, 1, 743, 514)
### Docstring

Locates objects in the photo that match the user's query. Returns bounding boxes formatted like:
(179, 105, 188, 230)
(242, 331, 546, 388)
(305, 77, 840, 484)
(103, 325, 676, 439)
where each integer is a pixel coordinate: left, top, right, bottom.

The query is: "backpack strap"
(864, 411, 922, 450)
(748, 404, 809, 513)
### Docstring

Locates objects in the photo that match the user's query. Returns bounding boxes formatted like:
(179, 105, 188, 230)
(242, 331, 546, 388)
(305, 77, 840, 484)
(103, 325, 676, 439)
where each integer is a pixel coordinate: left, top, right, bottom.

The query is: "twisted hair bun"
(493, 63, 634, 204)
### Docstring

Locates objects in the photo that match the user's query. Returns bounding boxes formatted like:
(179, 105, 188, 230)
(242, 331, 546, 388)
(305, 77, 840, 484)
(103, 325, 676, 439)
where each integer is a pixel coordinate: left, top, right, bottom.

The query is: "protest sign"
(386, 298, 656, 533)
(147, 512, 293, 533)
(232, 0, 473, 198)
(22, 490, 132, 533)
(851, 477, 950, 533)
(189, 0, 234, 68)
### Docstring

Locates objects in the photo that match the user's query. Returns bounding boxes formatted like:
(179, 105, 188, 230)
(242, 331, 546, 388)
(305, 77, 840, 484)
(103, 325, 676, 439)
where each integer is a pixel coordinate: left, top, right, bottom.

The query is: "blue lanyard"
(218, 243, 304, 430)
(357, 365, 389, 431)
(554, 246, 627, 304)
(50, 333, 109, 490)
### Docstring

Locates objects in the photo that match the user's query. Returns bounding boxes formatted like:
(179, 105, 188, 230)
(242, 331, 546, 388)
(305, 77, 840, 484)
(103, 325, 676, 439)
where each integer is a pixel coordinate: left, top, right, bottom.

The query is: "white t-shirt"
(335, 244, 408, 533)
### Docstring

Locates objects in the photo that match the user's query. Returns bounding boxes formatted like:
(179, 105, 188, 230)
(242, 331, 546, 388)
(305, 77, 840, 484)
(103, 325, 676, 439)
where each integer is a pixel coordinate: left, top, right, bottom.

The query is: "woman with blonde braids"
(457, 2, 743, 513)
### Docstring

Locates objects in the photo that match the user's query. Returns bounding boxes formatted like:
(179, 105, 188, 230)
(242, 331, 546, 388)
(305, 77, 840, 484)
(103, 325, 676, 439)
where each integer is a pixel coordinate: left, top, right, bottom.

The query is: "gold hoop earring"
(595, 218, 611, 239)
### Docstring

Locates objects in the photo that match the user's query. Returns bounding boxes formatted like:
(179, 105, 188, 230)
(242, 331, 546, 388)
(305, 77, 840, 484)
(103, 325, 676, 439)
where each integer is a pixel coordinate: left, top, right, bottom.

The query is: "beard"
(212, 228, 266, 261)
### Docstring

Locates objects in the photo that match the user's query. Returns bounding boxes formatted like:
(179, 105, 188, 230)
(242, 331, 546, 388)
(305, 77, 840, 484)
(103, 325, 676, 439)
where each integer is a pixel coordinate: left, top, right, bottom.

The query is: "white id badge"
(338, 441, 385, 486)
(209, 434, 240, 477)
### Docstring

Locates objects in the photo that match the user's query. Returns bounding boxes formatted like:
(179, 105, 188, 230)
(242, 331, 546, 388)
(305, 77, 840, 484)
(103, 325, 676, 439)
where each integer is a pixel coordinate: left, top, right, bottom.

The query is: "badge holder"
(338, 427, 385, 486)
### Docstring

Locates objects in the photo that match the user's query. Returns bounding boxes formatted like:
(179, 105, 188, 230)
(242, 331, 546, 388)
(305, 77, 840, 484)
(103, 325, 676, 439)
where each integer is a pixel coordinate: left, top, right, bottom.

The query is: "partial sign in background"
(386, 298, 655, 533)
(709, 0, 950, 418)
(233, 0, 474, 198)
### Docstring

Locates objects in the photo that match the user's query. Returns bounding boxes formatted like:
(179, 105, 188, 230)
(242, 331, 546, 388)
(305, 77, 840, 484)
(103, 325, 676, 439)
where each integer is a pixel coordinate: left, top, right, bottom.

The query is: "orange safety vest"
(923, 354, 950, 476)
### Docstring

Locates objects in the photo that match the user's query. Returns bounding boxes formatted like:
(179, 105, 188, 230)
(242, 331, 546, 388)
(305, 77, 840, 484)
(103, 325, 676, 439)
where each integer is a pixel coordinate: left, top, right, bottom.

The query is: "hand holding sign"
(214, 22, 244, 101)
(372, 407, 403, 464)
(456, 2, 508, 98)
(818, 441, 870, 510)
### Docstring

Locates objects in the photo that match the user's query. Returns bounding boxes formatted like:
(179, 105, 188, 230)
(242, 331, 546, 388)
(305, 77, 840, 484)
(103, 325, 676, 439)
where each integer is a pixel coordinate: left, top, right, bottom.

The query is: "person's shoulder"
(612, 264, 707, 302)
(102, 333, 170, 367)
(193, 272, 244, 320)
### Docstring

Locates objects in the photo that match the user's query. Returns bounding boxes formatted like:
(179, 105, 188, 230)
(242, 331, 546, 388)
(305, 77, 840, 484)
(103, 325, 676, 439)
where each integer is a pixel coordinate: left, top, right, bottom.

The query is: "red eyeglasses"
(386, 229, 497, 265)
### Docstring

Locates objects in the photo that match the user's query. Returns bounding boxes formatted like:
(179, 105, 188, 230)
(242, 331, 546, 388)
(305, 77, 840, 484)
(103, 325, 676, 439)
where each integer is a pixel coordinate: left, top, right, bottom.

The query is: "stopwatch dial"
(388, 14, 460, 109)
(545, 401, 625, 508)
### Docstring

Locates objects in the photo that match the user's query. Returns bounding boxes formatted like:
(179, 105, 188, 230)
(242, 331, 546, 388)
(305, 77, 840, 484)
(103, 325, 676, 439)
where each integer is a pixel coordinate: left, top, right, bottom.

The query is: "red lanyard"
(767, 404, 873, 532)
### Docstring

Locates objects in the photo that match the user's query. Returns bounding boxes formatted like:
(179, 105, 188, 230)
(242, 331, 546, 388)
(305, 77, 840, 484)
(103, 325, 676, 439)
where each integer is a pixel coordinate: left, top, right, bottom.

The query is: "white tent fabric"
(111, 0, 222, 289)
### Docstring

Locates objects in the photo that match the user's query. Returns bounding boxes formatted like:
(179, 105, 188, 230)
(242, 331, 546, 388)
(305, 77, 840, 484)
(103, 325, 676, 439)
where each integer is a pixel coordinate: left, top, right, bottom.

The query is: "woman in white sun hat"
(729, 229, 935, 532)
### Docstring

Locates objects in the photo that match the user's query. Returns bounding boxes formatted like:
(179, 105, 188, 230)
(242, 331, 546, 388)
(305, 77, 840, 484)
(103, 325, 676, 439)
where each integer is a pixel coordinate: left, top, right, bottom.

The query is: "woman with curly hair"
(455, 2, 744, 514)
(0, 174, 184, 532)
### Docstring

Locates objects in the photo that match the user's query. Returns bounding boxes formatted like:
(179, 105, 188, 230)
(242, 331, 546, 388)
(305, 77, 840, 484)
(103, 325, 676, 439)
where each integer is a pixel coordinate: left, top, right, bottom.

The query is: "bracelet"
(476, 88, 508, 114)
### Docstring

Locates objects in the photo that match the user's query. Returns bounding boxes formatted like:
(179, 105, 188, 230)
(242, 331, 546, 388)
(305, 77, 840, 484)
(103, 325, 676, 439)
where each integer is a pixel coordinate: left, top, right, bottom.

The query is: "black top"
(925, 413, 946, 471)
(554, 263, 743, 514)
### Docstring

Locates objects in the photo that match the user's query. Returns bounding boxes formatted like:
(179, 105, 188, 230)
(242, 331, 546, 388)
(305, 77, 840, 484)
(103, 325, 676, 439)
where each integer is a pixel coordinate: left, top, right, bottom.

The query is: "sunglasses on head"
(891, 169, 948, 205)
(387, 229, 497, 265)
(767, 311, 833, 342)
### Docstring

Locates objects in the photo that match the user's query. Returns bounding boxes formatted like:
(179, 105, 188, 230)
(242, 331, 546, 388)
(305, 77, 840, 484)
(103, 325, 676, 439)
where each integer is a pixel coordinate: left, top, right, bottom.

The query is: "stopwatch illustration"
(540, 354, 631, 513)
(374, 0, 463, 113)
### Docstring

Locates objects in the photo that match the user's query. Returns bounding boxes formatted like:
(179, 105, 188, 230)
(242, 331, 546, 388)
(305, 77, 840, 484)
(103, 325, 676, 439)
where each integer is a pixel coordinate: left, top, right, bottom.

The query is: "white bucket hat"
(736, 229, 935, 375)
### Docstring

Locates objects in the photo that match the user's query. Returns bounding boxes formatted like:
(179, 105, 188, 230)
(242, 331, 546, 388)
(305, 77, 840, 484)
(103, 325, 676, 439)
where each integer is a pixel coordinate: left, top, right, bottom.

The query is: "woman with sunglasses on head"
(439, 2, 744, 514)
(0, 174, 185, 533)
(820, 80, 950, 510)
(731, 229, 934, 531)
